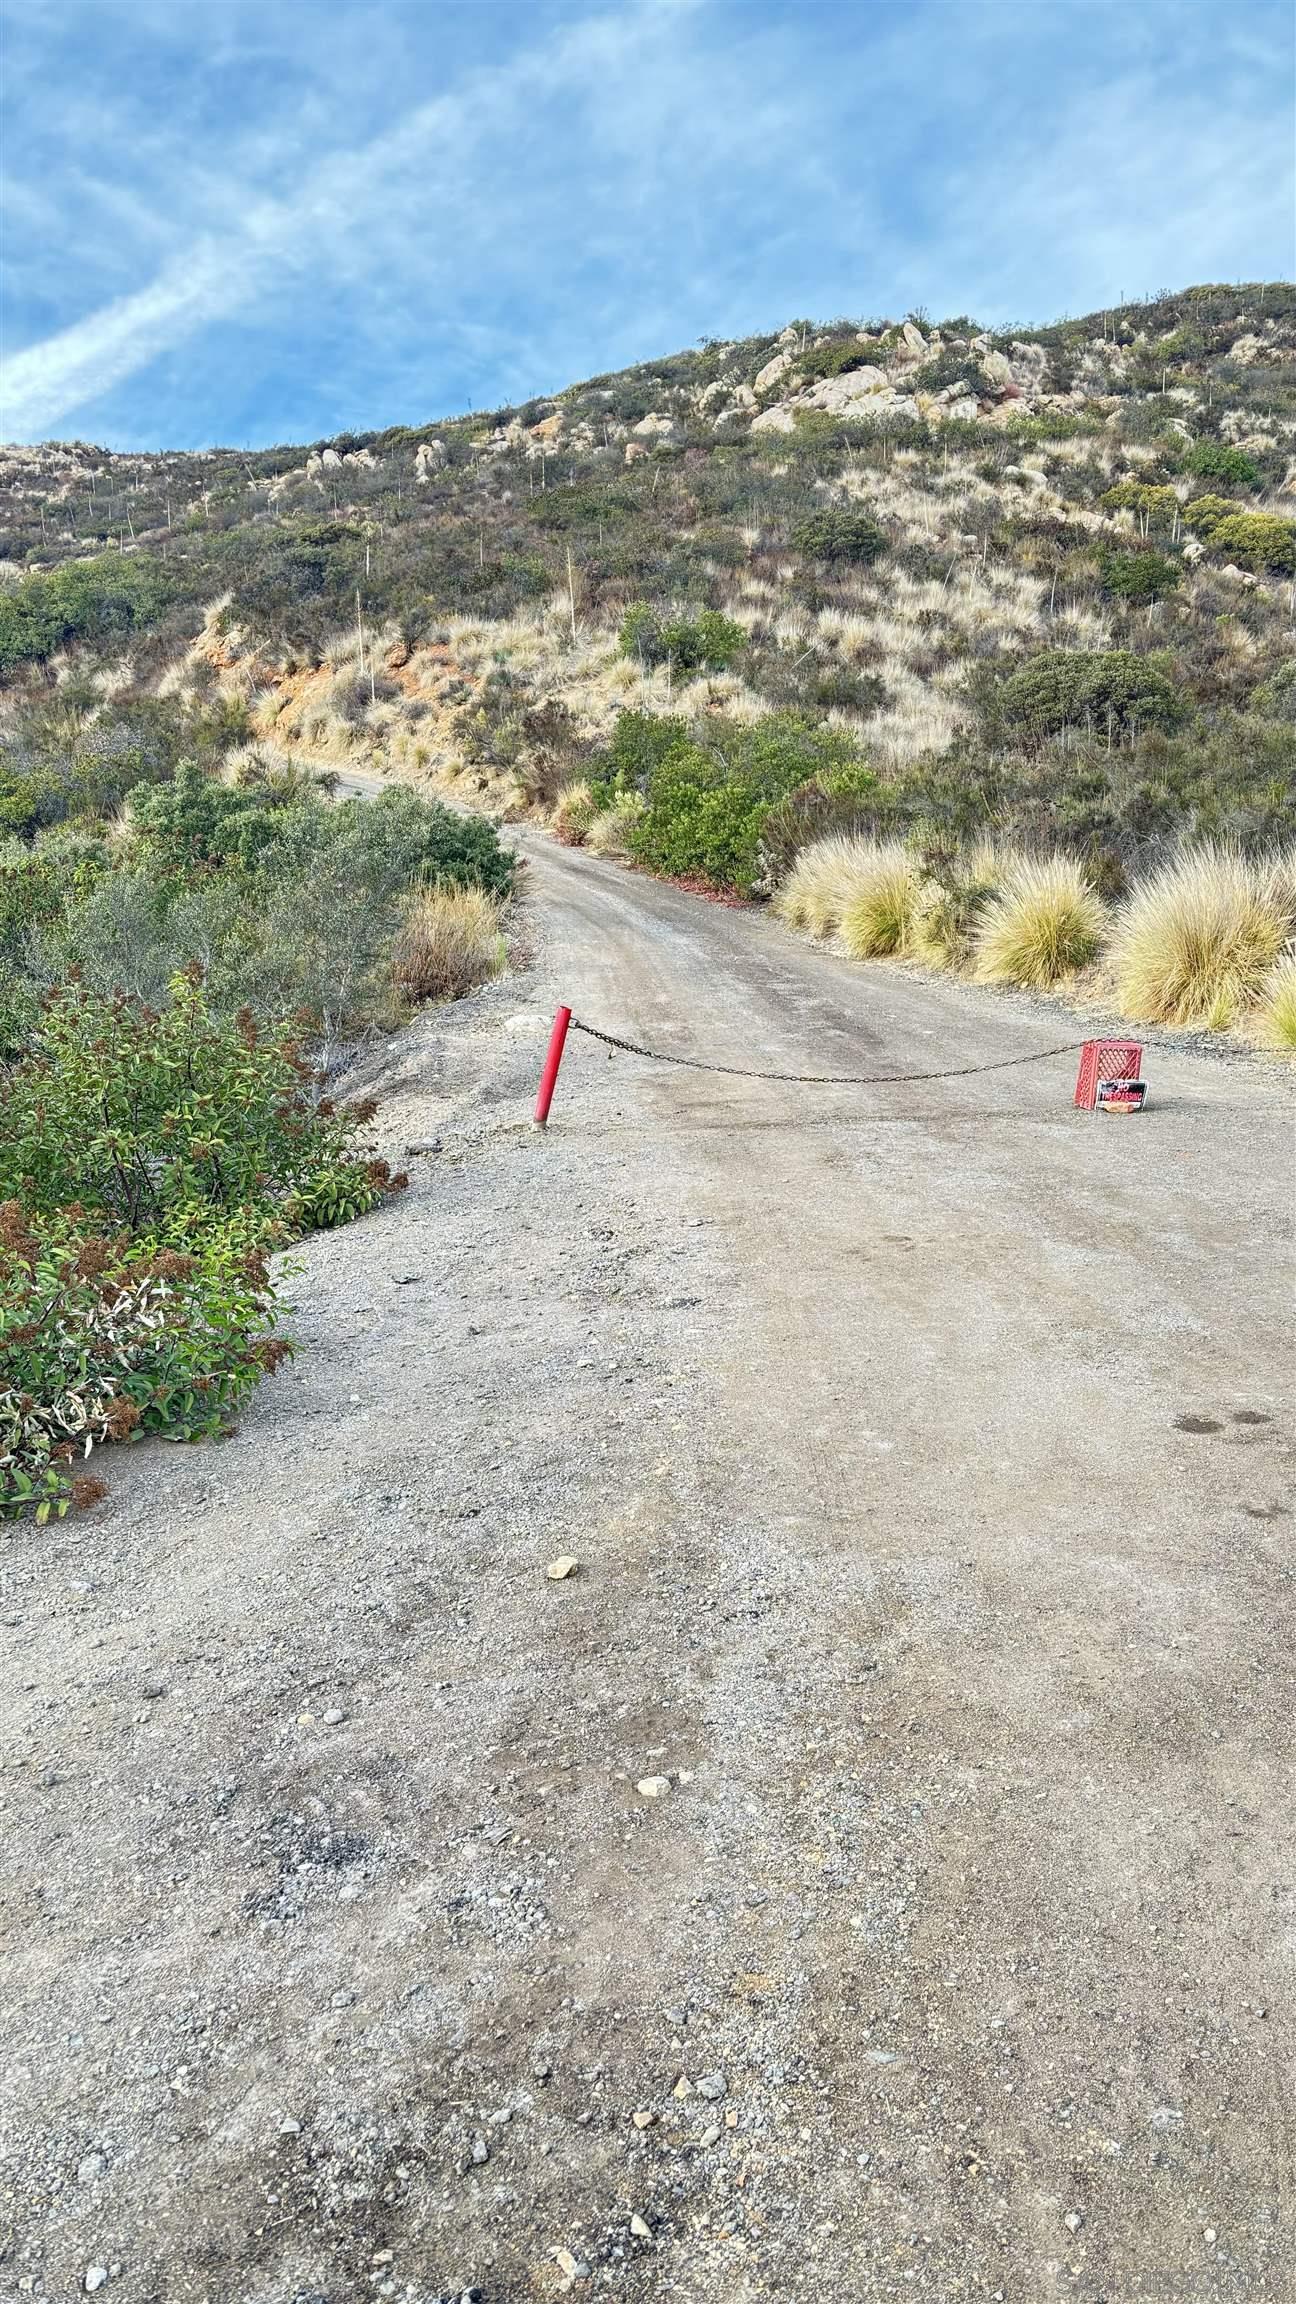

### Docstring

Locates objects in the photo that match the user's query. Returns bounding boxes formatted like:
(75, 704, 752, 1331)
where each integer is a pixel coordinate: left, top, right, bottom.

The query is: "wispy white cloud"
(1, 0, 1291, 446)
(1, 2, 727, 436)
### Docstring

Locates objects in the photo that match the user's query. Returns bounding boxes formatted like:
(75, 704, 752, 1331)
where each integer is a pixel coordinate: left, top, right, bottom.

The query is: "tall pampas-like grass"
(550, 781, 596, 845)
(1111, 846, 1291, 1027)
(391, 886, 504, 1005)
(972, 854, 1105, 989)
(584, 792, 646, 857)
(774, 835, 914, 944)
(1255, 954, 1296, 1051)
(837, 842, 926, 959)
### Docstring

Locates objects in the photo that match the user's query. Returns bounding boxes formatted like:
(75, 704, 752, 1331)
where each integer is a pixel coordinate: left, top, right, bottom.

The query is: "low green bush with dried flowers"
(0, 968, 406, 1520)
(0, 1205, 285, 1523)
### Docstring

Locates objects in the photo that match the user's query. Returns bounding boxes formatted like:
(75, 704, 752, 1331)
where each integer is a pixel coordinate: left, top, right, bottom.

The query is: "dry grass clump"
(973, 854, 1105, 989)
(1111, 846, 1290, 1027)
(1255, 954, 1296, 1051)
(551, 781, 597, 845)
(585, 792, 646, 857)
(774, 834, 889, 939)
(837, 842, 926, 959)
(391, 886, 504, 1004)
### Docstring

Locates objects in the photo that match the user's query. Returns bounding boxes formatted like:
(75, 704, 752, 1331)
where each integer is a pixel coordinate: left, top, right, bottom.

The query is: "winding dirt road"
(3, 830, 1293, 2304)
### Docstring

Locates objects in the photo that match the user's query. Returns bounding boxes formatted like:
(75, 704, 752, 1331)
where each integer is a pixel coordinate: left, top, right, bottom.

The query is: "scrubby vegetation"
(769, 822, 1295, 1025)
(1256, 955, 1296, 1050)
(0, 691, 513, 1516)
(2, 275, 1295, 1078)
(972, 855, 1105, 990)
(1110, 847, 1290, 1027)
(0, 972, 408, 1519)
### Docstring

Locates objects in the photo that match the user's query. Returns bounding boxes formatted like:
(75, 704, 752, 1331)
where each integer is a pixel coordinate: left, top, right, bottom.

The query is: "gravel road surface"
(3, 831, 1293, 2304)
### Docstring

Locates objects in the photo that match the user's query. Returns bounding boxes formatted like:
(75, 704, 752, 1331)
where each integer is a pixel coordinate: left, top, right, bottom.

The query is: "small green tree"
(618, 605, 745, 676)
(790, 509, 887, 563)
(1100, 550, 1182, 604)
(1186, 440, 1259, 487)
(1203, 512, 1296, 574)
(996, 650, 1186, 743)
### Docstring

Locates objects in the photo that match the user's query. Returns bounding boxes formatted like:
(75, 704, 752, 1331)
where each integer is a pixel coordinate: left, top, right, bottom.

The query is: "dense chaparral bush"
(992, 650, 1187, 743)
(0, 554, 170, 676)
(1185, 440, 1260, 486)
(790, 508, 888, 563)
(0, 970, 414, 1518)
(0, 971, 402, 1246)
(1197, 512, 1296, 574)
(597, 710, 872, 892)
(617, 603, 747, 676)
(1100, 550, 1182, 604)
(0, 1198, 286, 1523)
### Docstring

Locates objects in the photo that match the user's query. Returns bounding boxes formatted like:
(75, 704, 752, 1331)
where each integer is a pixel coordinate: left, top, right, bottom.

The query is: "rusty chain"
(568, 1017, 1089, 1088)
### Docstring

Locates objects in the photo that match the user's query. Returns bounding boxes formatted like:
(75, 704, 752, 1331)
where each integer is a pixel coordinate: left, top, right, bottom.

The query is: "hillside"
(3, 281, 1296, 868)
(4, 285, 1296, 2299)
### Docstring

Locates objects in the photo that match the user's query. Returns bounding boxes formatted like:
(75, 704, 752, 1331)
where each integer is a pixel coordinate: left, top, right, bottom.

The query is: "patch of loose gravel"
(2, 838, 1293, 2304)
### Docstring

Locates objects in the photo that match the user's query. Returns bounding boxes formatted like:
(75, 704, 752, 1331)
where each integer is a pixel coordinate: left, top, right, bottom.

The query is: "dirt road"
(3, 833, 1293, 2304)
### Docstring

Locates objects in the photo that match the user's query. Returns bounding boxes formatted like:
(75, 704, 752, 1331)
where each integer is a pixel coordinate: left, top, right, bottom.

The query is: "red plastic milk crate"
(1074, 1039, 1143, 1110)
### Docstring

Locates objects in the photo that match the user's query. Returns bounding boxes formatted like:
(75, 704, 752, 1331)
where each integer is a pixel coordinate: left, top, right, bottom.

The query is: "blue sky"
(2, 0, 1293, 451)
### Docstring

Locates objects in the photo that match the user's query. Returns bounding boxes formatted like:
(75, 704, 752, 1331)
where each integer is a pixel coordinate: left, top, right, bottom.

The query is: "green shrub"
(586, 709, 689, 804)
(1, 1200, 284, 1522)
(1100, 481, 1180, 528)
(311, 785, 515, 898)
(0, 972, 399, 1246)
(0, 555, 169, 679)
(1253, 661, 1296, 723)
(917, 351, 994, 400)
(995, 650, 1186, 742)
(624, 711, 868, 892)
(618, 604, 746, 675)
(529, 486, 639, 532)
(1186, 440, 1259, 487)
(128, 771, 511, 906)
(0, 846, 106, 1042)
(0, 772, 40, 835)
(795, 338, 873, 386)
(790, 509, 887, 563)
(1201, 512, 1296, 574)
(127, 759, 305, 873)
(1100, 550, 1182, 604)
(1181, 493, 1237, 535)
(627, 747, 765, 887)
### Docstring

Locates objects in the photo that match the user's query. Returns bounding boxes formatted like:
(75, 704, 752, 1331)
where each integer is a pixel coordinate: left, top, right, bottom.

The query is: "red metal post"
(534, 1005, 572, 1127)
